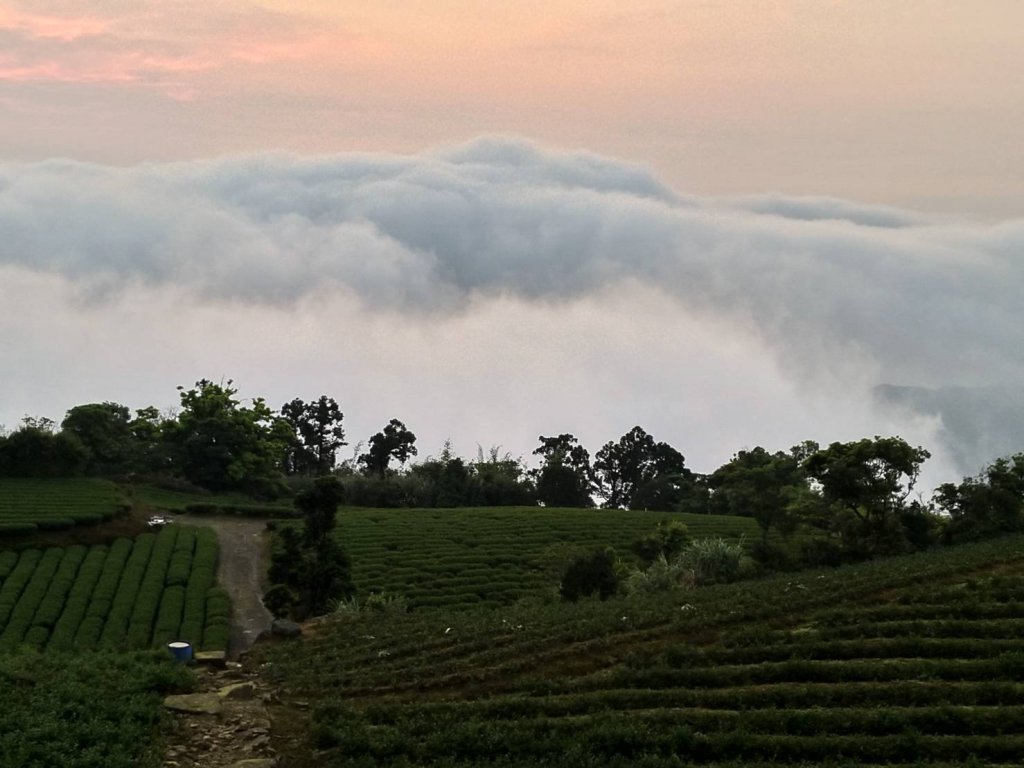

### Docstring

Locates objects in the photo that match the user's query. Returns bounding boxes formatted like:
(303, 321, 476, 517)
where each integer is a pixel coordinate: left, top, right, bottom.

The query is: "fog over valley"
(2, 138, 1020, 486)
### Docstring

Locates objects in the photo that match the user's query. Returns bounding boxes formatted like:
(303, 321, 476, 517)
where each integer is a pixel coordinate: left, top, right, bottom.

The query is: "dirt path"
(176, 515, 274, 659)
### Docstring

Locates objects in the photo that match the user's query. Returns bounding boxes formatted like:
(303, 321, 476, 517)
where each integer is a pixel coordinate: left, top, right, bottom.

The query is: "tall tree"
(359, 419, 417, 476)
(280, 396, 346, 476)
(533, 434, 593, 507)
(593, 426, 694, 510)
(267, 476, 352, 619)
(61, 402, 133, 475)
(0, 419, 86, 478)
(803, 436, 931, 555)
(164, 379, 287, 493)
(935, 453, 1024, 542)
(708, 446, 806, 541)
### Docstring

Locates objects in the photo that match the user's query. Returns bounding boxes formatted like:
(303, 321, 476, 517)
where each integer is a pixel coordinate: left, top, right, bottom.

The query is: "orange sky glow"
(0, 0, 1022, 212)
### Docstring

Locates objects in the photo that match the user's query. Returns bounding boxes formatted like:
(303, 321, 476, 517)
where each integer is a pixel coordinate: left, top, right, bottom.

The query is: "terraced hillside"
(0, 524, 229, 652)
(261, 535, 1024, 767)
(0, 478, 126, 535)
(334, 506, 762, 609)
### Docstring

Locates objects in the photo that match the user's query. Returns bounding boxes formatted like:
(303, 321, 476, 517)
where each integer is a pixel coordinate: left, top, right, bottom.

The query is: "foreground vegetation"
(334, 506, 760, 609)
(0, 651, 190, 768)
(260, 534, 1024, 766)
(0, 524, 228, 652)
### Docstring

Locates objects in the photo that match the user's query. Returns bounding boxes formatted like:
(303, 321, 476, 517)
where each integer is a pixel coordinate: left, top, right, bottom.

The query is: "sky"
(1, 1, 1022, 488)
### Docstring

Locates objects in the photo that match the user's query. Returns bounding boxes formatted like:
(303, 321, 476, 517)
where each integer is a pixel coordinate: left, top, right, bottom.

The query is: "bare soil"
(175, 515, 274, 659)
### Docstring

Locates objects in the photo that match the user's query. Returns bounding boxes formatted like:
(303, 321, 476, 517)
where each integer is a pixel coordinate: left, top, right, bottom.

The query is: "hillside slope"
(259, 535, 1024, 766)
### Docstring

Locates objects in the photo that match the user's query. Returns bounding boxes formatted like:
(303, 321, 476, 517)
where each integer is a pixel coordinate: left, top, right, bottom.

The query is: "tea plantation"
(260, 534, 1024, 767)
(0, 524, 228, 652)
(0, 478, 126, 535)
(336, 506, 762, 609)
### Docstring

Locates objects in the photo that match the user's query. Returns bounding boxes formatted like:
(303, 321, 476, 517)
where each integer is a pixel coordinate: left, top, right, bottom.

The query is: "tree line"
(3, 379, 1024, 561)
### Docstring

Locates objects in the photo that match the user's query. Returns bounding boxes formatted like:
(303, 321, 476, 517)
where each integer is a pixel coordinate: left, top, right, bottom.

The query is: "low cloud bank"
(2, 137, 1021, 475)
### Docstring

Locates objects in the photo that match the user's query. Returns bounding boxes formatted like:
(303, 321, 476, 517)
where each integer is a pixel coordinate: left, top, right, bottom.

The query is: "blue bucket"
(168, 641, 193, 663)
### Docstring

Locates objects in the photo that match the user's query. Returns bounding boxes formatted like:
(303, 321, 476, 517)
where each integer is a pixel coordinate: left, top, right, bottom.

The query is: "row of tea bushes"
(0, 525, 229, 652)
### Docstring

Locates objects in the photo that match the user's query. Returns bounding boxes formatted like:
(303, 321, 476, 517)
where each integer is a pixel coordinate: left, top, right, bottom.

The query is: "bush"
(559, 548, 619, 602)
(624, 553, 688, 594)
(49, 545, 108, 651)
(203, 586, 232, 650)
(678, 537, 744, 586)
(99, 534, 156, 648)
(263, 583, 298, 618)
(0, 551, 18, 580)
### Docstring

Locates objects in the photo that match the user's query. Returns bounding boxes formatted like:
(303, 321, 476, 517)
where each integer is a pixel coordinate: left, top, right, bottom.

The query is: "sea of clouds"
(2, 137, 1021, 484)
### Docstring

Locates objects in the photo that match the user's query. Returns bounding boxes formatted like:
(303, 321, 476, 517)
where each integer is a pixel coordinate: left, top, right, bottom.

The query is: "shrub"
(202, 586, 231, 651)
(151, 585, 186, 647)
(263, 583, 298, 618)
(0, 547, 63, 647)
(678, 536, 744, 586)
(99, 534, 156, 648)
(624, 553, 688, 594)
(0, 551, 18, 580)
(49, 545, 108, 651)
(559, 548, 619, 602)
(31, 545, 87, 629)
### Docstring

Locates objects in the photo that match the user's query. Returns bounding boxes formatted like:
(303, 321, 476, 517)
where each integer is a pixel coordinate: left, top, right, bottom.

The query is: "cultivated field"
(0, 524, 228, 652)
(0, 478, 126, 535)
(334, 506, 762, 609)
(261, 534, 1024, 767)
(0, 651, 190, 768)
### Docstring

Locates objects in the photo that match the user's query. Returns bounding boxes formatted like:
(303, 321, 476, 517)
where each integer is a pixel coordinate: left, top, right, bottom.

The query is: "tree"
(128, 406, 172, 474)
(266, 476, 353, 619)
(468, 446, 535, 506)
(532, 434, 593, 507)
(935, 453, 1024, 542)
(61, 402, 133, 475)
(593, 426, 695, 510)
(163, 379, 287, 494)
(0, 419, 87, 478)
(708, 446, 805, 542)
(280, 396, 346, 476)
(359, 419, 417, 476)
(803, 436, 931, 556)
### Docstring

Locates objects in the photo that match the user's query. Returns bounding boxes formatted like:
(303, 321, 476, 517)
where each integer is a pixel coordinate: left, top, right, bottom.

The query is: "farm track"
(175, 515, 272, 658)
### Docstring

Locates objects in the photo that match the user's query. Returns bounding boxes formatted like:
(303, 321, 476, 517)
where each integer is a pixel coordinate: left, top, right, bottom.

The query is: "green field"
(260, 534, 1024, 767)
(0, 524, 229, 652)
(333, 506, 762, 609)
(0, 478, 127, 535)
(130, 481, 294, 518)
(0, 651, 191, 768)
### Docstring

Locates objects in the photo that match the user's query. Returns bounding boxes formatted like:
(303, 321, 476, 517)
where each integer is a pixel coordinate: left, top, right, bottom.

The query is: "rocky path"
(163, 659, 279, 768)
(175, 515, 274, 658)
(163, 515, 280, 767)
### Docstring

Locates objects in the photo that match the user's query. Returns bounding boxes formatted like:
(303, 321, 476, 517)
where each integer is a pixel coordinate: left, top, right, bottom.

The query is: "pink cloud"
(0, 4, 340, 95)
(0, 8, 111, 41)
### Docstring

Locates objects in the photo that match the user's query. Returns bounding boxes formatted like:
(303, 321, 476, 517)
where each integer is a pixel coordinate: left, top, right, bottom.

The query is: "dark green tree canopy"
(935, 453, 1024, 541)
(708, 446, 806, 539)
(61, 402, 133, 475)
(802, 436, 932, 556)
(281, 395, 346, 476)
(359, 419, 417, 476)
(594, 426, 694, 510)
(164, 379, 287, 493)
(0, 419, 86, 478)
(533, 434, 593, 507)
